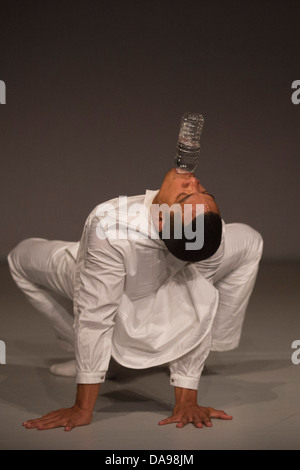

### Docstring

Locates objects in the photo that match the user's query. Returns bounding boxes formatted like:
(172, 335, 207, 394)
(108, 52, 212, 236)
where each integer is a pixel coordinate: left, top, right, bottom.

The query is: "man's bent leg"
(7, 238, 77, 351)
(211, 223, 263, 351)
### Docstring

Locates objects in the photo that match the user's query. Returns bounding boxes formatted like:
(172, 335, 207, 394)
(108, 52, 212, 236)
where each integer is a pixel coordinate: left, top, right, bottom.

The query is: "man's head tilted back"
(151, 168, 222, 262)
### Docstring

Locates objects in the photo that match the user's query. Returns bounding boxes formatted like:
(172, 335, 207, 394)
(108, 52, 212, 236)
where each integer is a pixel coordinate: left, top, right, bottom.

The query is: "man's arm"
(160, 324, 232, 428)
(23, 211, 126, 431)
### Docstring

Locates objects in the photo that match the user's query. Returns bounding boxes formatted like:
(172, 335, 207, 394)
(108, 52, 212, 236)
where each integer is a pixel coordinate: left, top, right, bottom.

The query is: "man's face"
(153, 168, 220, 215)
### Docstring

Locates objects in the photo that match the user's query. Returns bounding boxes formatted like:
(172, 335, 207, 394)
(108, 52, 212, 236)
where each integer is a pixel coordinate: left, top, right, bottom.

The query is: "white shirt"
(72, 190, 225, 389)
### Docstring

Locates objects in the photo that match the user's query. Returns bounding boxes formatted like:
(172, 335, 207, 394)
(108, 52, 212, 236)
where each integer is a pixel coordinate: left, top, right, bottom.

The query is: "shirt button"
(101, 376, 104, 379)
(171, 378, 174, 383)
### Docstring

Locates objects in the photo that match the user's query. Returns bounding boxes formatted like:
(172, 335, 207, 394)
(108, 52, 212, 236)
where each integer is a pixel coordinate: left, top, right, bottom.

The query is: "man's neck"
(151, 192, 160, 206)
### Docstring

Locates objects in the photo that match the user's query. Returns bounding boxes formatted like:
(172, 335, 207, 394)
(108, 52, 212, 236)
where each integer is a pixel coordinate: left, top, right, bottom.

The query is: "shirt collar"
(143, 189, 159, 214)
(142, 189, 163, 243)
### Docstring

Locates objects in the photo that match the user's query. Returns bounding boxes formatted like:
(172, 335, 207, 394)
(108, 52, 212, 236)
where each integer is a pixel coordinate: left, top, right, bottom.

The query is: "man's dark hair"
(159, 211, 222, 262)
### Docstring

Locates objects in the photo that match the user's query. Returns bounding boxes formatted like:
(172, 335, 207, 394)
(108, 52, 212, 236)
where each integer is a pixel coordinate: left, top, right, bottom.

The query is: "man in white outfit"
(8, 168, 263, 430)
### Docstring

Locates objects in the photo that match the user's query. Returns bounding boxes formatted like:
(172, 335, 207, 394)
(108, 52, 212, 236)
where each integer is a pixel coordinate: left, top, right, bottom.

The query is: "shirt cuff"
(76, 371, 106, 384)
(169, 373, 200, 390)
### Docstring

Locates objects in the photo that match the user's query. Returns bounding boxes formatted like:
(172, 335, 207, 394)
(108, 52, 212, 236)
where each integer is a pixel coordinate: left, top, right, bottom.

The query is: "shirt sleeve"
(168, 229, 225, 389)
(168, 326, 212, 390)
(73, 214, 126, 384)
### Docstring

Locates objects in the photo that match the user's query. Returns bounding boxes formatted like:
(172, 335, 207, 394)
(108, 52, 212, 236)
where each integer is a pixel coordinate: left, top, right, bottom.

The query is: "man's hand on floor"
(22, 405, 93, 431)
(158, 403, 233, 428)
(23, 383, 100, 431)
(158, 386, 232, 428)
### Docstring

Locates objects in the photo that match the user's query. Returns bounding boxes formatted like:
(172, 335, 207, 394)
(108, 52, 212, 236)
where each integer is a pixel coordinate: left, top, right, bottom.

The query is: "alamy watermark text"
(0, 80, 6, 104)
(291, 80, 300, 105)
(0, 340, 6, 364)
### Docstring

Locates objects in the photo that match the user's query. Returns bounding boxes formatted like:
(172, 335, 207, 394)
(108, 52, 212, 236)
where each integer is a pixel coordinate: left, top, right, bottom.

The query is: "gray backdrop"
(1, 0, 299, 260)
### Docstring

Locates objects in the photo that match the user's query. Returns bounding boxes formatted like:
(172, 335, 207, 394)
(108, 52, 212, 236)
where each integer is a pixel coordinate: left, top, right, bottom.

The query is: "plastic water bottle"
(174, 112, 204, 173)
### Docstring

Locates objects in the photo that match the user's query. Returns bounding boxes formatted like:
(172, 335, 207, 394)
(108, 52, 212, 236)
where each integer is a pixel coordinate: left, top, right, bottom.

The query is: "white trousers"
(7, 223, 263, 355)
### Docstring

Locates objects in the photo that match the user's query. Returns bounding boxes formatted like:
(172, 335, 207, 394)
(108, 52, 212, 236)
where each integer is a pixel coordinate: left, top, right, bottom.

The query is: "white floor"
(0, 261, 300, 450)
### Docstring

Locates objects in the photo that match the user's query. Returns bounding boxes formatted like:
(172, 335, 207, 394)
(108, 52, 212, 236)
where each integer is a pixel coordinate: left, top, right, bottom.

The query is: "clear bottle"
(174, 112, 204, 173)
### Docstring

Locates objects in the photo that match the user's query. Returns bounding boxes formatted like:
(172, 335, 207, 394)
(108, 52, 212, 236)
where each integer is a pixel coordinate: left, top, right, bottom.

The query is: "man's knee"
(8, 241, 22, 274)
(7, 238, 40, 278)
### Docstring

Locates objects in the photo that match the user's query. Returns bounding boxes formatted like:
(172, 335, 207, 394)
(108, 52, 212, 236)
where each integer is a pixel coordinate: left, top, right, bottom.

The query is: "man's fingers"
(23, 418, 55, 427)
(23, 417, 46, 425)
(23, 412, 69, 429)
(159, 407, 233, 429)
(24, 416, 59, 427)
(162, 417, 209, 428)
(23, 411, 62, 426)
(202, 418, 212, 427)
(176, 418, 191, 428)
(64, 422, 74, 432)
(160, 416, 200, 428)
(25, 418, 64, 429)
(193, 419, 204, 428)
(210, 409, 233, 420)
(176, 418, 189, 428)
(158, 416, 178, 426)
(24, 419, 55, 428)
(37, 420, 65, 430)
(21, 406, 92, 431)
